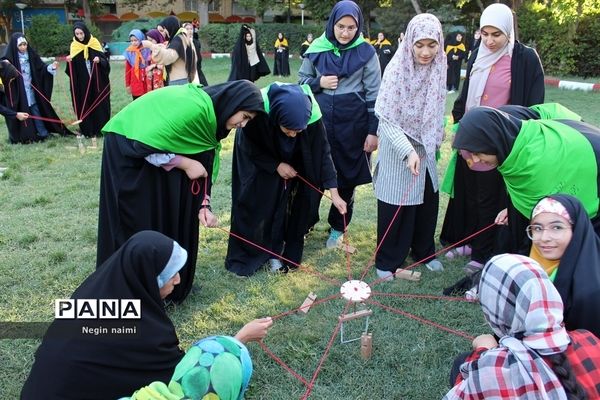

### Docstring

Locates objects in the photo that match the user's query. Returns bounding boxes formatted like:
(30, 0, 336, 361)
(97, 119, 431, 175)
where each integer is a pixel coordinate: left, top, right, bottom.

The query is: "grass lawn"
(1, 56, 599, 399)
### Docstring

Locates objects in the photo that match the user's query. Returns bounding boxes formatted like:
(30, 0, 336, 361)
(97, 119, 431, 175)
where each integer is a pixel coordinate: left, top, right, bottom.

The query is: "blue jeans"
(30, 103, 49, 138)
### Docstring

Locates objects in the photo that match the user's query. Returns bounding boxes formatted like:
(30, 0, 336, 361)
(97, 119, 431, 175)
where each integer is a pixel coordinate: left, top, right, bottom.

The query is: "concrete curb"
(544, 77, 600, 92)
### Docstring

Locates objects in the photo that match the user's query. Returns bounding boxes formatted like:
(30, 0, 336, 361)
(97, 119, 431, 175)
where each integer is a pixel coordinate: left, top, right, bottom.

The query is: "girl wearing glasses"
(299, 0, 381, 249)
(527, 195, 600, 337)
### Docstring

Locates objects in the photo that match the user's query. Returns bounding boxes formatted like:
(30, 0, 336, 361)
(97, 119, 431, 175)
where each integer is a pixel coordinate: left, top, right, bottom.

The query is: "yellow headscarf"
(445, 43, 466, 55)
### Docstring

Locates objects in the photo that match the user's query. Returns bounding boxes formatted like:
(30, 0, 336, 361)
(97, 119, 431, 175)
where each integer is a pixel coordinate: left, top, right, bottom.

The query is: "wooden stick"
(395, 269, 421, 282)
(299, 292, 317, 314)
(338, 309, 373, 322)
(360, 333, 372, 359)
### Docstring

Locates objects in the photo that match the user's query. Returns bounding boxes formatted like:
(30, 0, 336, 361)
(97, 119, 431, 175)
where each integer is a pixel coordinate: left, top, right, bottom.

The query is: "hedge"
(198, 23, 321, 54)
(26, 15, 102, 57)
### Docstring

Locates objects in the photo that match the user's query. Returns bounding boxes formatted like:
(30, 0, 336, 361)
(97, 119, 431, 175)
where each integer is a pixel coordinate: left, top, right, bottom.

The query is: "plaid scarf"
(444, 254, 570, 399)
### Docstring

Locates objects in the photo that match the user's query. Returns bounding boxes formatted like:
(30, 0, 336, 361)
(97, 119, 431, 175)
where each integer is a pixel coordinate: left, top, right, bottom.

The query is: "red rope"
(67, 60, 79, 119)
(27, 115, 63, 124)
(359, 173, 419, 281)
(78, 84, 111, 122)
(369, 222, 497, 288)
(295, 174, 331, 201)
(300, 300, 351, 400)
(342, 213, 351, 280)
(366, 298, 474, 340)
(79, 61, 97, 118)
(215, 226, 342, 287)
(270, 293, 342, 320)
(371, 292, 474, 303)
(258, 341, 309, 387)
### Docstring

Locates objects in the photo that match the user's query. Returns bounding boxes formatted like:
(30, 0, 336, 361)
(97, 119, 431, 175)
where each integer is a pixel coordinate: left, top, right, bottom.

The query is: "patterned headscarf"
(122, 335, 253, 400)
(532, 197, 573, 224)
(374, 13, 446, 156)
(446, 254, 570, 399)
(465, 3, 515, 111)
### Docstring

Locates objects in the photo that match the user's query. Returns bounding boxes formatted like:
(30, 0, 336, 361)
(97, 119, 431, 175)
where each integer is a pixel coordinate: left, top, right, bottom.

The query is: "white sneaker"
(376, 268, 394, 281)
(425, 259, 444, 272)
(447, 90, 455, 94)
(325, 229, 344, 249)
(269, 258, 283, 272)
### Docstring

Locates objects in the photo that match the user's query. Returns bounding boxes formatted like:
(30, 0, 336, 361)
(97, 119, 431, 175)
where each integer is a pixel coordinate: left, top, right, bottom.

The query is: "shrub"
(199, 23, 320, 54)
(574, 14, 600, 78)
(27, 15, 102, 57)
(111, 18, 165, 41)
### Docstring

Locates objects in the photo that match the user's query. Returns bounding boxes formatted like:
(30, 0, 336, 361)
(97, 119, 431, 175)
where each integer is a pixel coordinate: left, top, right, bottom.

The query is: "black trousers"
(328, 186, 355, 232)
(375, 172, 439, 272)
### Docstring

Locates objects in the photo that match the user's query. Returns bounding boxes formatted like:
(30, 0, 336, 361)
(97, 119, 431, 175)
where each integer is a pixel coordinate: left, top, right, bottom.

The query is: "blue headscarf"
(268, 84, 312, 130)
(306, 0, 375, 78)
(124, 29, 151, 69)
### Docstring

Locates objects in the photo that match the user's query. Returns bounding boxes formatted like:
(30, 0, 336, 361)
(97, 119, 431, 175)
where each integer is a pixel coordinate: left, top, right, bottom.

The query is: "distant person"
(124, 29, 151, 100)
(273, 32, 290, 77)
(445, 32, 466, 93)
(1, 33, 71, 142)
(142, 16, 197, 86)
(300, 33, 313, 58)
(183, 21, 208, 86)
(228, 24, 270, 82)
(373, 32, 394, 75)
(65, 22, 111, 138)
(144, 29, 166, 92)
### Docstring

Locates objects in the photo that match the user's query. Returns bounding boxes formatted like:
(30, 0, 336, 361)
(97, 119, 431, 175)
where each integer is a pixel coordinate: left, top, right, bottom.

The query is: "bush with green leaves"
(573, 14, 600, 78)
(199, 23, 320, 54)
(26, 15, 102, 57)
(111, 18, 165, 42)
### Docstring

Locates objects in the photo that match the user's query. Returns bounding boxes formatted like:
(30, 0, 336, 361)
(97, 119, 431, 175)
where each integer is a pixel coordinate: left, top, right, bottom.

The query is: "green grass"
(1, 57, 599, 399)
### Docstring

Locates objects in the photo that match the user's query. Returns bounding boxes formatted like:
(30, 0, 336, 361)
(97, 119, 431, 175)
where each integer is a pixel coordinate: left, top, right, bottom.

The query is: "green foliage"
(26, 15, 101, 57)
(111, 17, 165, 41)
(573, 13, 600, 78)
(517, 5, 600, 77)
(199, 23, 320, 54)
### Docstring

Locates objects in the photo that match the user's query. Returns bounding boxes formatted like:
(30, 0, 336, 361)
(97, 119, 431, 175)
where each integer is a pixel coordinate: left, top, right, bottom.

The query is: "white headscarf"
(374, 13, 446, 156)
(465, 3, 515, 111)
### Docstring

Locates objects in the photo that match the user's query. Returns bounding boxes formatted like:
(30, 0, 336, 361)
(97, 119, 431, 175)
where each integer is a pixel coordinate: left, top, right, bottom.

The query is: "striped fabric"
(373, 118, 438, 206)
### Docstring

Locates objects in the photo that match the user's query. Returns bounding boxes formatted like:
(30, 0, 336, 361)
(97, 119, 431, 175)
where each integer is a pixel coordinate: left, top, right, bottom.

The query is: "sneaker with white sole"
(326, 229, 344, 249)
(269, 258, 284, 272)
(425, 259, 444, 272)
(376, 268, 394, 281)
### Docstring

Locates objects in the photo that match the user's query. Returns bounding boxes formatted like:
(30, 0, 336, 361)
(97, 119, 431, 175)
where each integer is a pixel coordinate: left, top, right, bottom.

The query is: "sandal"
(444, 245, 472, 259)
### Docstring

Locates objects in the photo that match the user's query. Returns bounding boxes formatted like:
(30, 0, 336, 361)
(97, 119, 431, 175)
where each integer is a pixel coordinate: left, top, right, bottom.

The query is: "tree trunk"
(82, 0, 92, 25)
(409, 0, 422, 14)
(197, 1, 209, 26)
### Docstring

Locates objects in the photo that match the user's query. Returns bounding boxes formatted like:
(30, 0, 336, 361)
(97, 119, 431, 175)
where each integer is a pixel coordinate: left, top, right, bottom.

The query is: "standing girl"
(228, 24, 270, 82)
(444, 32, 466, 93)
(373, 13, 446, 279)
(273, 32, 290, 77)
(142, 16, 197, 86)
(65, 22, 111, 138)
(440, 3, 545, 270)
(144, 29, 165, 92)
(124, 29, 151, 100)
(299, 0, 380, 248)
(1, 33, 71, 142)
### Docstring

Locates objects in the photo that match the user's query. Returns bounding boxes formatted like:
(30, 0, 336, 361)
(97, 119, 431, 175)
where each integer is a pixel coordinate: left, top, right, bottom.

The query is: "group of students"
(0, 22, 109, 143)
(17, 0, 600, 398)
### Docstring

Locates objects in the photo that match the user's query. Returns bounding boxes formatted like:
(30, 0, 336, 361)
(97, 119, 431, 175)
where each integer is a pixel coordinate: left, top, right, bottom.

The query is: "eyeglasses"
(525, 223, 572, 240)
(334, 23, 358, 34)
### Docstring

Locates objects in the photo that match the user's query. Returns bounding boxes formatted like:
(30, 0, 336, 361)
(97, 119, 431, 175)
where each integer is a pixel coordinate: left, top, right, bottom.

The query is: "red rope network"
(195, 171, 495, 399)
